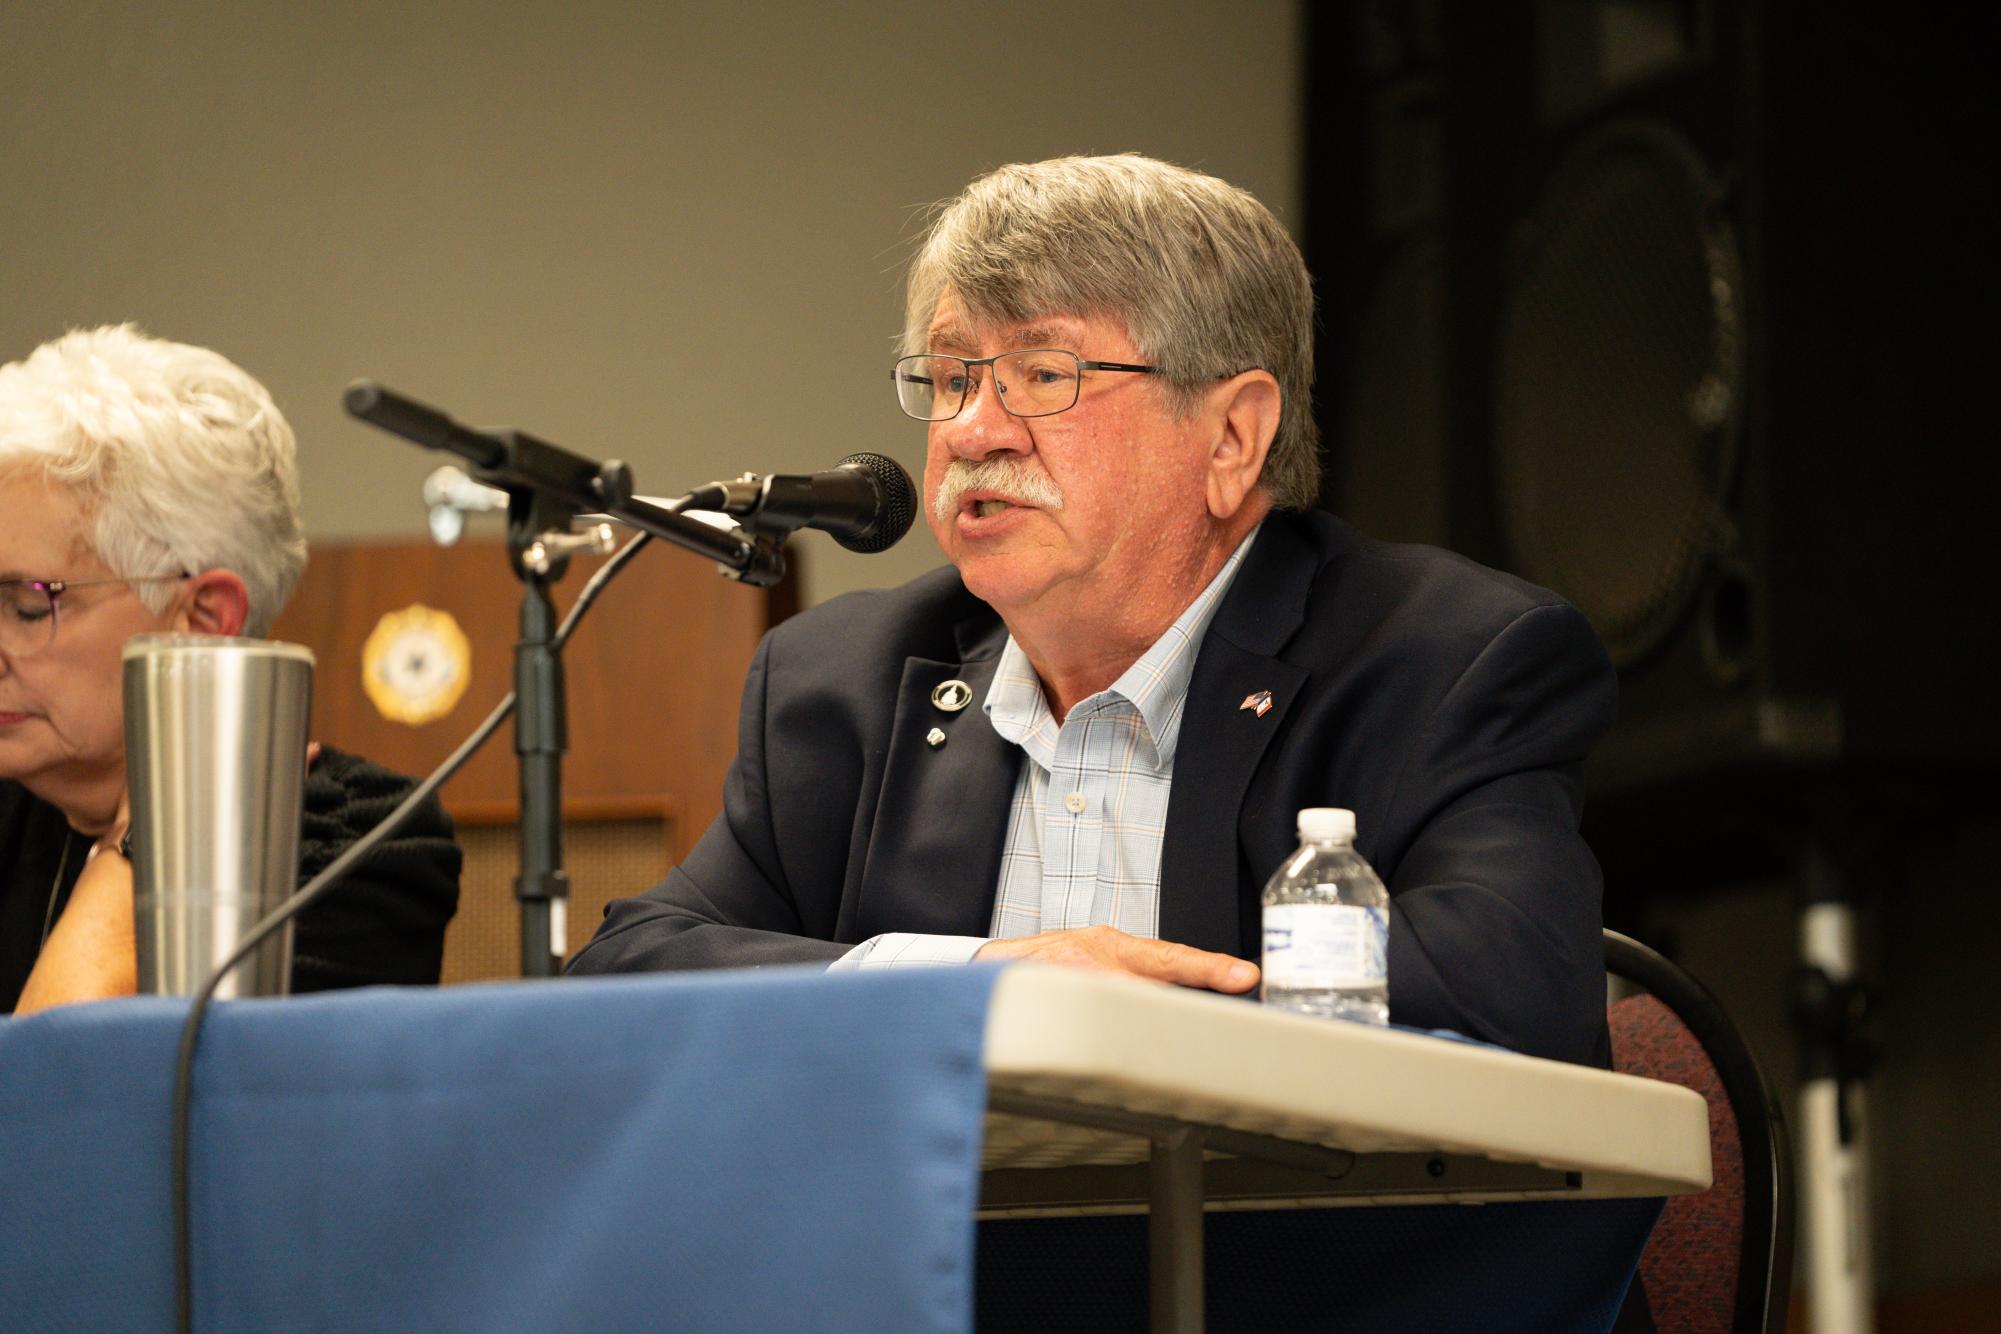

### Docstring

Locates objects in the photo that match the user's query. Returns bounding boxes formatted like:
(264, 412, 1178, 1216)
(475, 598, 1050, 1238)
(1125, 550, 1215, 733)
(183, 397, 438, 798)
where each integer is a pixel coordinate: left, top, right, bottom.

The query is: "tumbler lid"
(122, 633, 316, 665)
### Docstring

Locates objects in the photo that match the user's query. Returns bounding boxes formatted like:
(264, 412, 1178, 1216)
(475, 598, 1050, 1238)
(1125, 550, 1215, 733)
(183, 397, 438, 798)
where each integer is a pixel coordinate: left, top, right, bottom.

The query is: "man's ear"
(1204, 371, 1281, 520)
(176, 570, 251, 637)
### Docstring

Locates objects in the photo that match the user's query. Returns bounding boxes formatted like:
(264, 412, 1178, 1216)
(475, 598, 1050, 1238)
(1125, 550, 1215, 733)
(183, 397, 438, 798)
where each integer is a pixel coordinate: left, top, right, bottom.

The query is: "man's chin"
(950, 552, 1065, 612)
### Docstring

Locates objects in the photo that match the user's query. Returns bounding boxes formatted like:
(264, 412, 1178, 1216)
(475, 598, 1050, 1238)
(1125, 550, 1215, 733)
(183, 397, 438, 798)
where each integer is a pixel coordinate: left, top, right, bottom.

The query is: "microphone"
(689, 453, 917, 553)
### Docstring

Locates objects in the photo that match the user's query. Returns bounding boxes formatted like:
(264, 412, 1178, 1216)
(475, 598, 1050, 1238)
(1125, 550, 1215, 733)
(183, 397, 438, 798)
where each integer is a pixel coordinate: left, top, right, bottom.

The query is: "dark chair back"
(1605, 928, 1794, 1333)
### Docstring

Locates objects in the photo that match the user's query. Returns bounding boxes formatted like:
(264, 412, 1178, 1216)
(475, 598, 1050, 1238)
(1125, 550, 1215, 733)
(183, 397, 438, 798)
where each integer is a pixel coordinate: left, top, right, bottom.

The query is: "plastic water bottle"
(1260, 808, 1390, 1024)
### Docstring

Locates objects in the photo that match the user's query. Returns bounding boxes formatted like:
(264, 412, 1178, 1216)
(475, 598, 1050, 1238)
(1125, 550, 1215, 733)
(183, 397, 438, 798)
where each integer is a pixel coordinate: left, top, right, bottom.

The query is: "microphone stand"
(344, 380, 787, 975)
(508, 486, 573, 976)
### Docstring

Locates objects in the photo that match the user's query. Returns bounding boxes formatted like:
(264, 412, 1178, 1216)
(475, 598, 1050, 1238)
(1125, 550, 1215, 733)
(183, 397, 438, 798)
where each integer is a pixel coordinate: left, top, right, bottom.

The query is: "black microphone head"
(342, 380, 383, 418)
(834, 452, 917, 553)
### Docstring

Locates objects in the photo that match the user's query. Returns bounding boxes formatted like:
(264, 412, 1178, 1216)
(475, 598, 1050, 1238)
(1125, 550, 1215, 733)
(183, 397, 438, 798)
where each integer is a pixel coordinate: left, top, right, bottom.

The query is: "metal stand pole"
(1794, 834, 1878, 1333)
(507, 488, 581, 979)
(513, 570, 568, 977)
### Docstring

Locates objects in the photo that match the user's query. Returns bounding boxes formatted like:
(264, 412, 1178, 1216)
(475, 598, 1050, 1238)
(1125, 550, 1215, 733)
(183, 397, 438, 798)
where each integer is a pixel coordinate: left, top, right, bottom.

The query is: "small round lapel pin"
(931, 679, 973, 713)
(926, 727, 948, 749)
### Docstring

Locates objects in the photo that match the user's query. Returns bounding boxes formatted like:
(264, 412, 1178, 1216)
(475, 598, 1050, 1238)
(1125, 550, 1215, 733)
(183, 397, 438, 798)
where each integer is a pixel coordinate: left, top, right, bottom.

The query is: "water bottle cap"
(1297, 807, 1356, 843)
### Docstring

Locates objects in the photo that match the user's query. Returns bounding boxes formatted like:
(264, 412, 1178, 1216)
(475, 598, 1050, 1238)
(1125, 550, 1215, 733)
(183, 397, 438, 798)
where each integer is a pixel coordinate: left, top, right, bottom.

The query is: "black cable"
(557, 529, 653, 650)
(170, 527, 655, 1333)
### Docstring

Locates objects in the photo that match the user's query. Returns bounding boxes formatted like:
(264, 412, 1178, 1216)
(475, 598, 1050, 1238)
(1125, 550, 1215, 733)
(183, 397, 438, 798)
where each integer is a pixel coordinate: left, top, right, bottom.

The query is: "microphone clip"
(684, 474, 774, 525)
(521, 523, 618, 576)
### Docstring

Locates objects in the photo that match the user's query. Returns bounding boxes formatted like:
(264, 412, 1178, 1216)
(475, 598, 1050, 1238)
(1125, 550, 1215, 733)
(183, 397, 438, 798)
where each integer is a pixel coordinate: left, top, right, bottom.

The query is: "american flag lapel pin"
(1239, 689, 1273, 718)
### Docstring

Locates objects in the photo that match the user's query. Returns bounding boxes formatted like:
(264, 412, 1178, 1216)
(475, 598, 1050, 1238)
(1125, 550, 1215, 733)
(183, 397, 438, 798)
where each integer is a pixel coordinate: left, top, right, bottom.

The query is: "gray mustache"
(931, 458, 1065, 523)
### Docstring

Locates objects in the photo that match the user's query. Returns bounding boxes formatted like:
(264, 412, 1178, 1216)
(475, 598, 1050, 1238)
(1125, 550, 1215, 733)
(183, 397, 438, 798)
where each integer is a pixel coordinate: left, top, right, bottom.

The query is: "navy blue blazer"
(572, 510, 1617, 1065)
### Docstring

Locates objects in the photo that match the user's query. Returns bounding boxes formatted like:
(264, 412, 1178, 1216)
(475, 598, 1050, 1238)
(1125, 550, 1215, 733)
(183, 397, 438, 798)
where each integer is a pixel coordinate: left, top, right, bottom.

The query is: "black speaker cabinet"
(1306, 2, 1996, 800)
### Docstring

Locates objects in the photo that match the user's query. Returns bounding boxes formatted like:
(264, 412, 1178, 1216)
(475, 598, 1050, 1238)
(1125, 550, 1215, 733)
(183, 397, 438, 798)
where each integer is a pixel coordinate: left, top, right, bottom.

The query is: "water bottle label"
(1262, 904, 1387, 990)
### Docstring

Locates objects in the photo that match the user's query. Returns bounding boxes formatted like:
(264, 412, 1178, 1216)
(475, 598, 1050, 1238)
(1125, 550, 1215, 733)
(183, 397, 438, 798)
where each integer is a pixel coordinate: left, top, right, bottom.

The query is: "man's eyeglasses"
(892, 348, 1157, 422)
(0, 575, 189, 659)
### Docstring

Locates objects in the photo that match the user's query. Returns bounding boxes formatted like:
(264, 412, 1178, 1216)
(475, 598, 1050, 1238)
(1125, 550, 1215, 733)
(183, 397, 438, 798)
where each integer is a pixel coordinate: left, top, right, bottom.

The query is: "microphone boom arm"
(344, 380, 786, 586)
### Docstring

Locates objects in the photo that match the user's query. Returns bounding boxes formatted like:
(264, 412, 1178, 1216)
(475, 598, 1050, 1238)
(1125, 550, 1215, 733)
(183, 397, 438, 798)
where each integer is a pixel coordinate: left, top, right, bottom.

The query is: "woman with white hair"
(0, 325, 459, 1013)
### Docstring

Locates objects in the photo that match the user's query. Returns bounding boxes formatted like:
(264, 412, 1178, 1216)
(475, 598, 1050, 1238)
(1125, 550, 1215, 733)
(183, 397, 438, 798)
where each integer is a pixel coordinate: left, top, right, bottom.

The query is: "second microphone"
(688, 453, 916, 554)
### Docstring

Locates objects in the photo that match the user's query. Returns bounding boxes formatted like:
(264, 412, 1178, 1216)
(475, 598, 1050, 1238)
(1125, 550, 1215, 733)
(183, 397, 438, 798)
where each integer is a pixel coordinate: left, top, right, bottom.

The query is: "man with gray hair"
(573, 153, 1616, 1070)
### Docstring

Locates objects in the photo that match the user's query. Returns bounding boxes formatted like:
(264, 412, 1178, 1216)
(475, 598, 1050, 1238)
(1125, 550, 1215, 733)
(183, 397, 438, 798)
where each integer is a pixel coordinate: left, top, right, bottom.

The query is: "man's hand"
(975, 925, 1259, 994)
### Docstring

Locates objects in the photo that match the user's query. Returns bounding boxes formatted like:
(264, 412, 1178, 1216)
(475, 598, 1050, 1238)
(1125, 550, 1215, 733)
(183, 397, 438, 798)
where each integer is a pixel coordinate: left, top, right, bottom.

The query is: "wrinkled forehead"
(0, 470, 97, 574)
(922, 289, 1125, 357)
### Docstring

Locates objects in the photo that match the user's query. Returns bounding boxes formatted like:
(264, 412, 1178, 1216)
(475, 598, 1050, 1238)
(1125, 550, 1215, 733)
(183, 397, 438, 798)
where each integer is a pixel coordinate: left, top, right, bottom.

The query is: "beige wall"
(0, 0, 1301, 607)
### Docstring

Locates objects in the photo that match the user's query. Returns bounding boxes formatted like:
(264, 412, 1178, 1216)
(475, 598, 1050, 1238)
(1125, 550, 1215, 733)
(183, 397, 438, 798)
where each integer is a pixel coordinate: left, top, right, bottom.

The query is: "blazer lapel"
(1158, 516, 1319, 958)
(849, 615, 1017, 940)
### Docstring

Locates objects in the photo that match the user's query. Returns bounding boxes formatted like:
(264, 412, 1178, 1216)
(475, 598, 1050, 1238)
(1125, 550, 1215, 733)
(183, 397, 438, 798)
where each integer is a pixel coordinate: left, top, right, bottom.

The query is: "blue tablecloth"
(1, 967, 1658, 1332)
(0, 967, 997, 1332)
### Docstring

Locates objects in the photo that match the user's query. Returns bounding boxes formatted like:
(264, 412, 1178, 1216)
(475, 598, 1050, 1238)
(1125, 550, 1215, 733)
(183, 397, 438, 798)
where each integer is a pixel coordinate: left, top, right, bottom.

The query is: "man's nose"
(936, 368, 1031, 460)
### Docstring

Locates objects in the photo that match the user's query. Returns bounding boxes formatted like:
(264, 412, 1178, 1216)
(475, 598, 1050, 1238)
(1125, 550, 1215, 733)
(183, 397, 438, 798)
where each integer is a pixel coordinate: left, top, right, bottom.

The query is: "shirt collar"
(984, 525, 1261, 769)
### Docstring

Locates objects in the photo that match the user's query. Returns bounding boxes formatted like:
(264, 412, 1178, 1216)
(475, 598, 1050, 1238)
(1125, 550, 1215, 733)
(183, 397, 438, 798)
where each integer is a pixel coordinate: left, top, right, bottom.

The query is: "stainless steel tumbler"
(122, 634, 315, 998)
